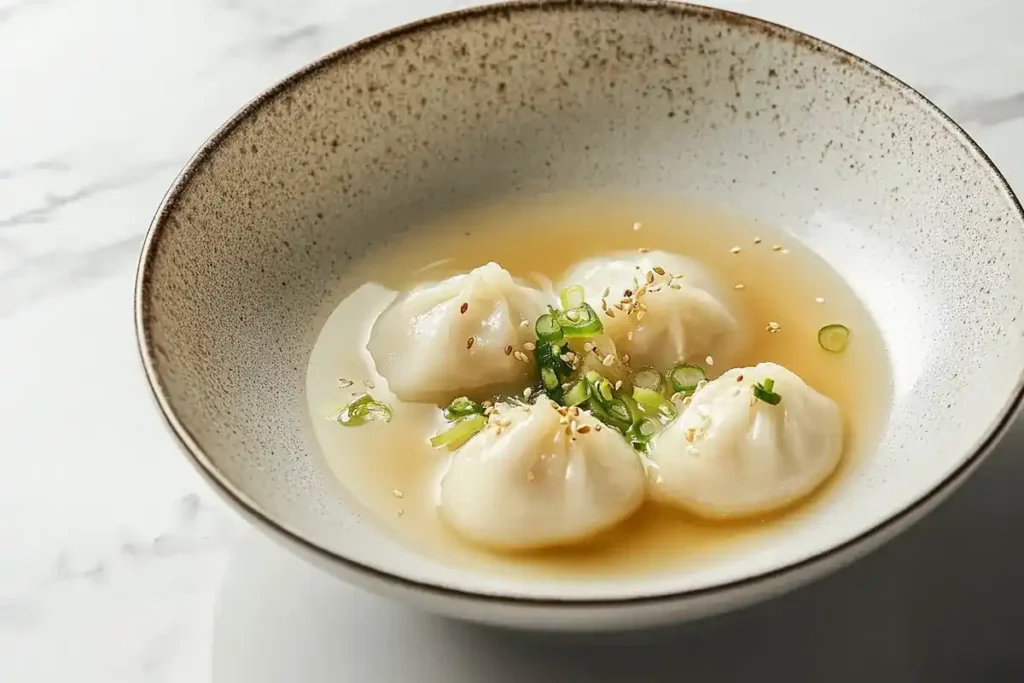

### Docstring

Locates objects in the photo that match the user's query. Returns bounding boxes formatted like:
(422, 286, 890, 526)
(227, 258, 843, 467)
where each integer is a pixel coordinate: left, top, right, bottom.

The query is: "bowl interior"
(138, 1, 1024, 601)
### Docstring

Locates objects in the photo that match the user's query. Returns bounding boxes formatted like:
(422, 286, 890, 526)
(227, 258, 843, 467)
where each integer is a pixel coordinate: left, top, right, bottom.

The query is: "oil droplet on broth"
(305, 193, 893, 580)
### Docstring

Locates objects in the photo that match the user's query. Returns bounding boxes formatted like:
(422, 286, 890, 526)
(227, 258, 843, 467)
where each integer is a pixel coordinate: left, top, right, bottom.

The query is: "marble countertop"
(4, 0, 1024, 680)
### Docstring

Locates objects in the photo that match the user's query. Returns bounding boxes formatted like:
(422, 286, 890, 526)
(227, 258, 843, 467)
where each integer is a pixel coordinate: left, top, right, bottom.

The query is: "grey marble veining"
(3, 0, 1024, 680)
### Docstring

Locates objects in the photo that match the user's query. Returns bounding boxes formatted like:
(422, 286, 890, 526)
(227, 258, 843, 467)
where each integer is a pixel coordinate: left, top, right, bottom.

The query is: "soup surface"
(305, 193, 892, 579)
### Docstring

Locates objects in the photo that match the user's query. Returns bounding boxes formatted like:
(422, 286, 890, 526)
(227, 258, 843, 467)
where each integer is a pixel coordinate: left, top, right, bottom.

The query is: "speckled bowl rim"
(135, 0, 1024, 607)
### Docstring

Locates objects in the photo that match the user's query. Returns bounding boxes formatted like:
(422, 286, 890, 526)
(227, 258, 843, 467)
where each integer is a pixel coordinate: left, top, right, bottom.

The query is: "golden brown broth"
(305, 194, 892, 579)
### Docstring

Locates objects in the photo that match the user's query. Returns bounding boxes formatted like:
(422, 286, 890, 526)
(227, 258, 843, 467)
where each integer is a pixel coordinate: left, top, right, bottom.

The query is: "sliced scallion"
(556, 303, 604, 338)
(633, 386, 673, 414)
(443, 396, 483, 421)
(618, 390, 644, 425)
(818, 323, 851, 353)
(753, 377, 782, 406)
(535, 313, 564, 343)
(584, 370, 614, 403)
(668, 363, 706, 395)
(559, 284, 586, 310)
(632, 366, 664, 393)
(540, 366, 561, 393)
(429, 414, 487, 449)
(563, 380, 591, 407)
(337, 394, 393, 427)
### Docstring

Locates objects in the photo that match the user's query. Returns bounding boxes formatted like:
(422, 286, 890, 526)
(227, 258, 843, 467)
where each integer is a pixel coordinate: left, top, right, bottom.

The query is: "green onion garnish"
(668, 363, 706, 395)
(563, 380, 591, 407)
(818, 324, 851, 353)
(443, 396, 484, 421)
(617, 390, 644, 425)
(559, 284, 586, 310)
(633, 386, 673, 414)
(752, 377, 782, 405)
(336, 394, 393, 427)
(584, 370, 614, 404)
(556, 303, 604, 338)
(429, 414, 487, 449)
(535, 313, 564, 343)
(540, 366, 560, 393)
(632, 366, 664, 393)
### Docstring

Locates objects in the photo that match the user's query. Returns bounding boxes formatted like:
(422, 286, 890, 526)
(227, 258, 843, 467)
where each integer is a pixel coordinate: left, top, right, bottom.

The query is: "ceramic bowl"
(135, 1, 1024, 631)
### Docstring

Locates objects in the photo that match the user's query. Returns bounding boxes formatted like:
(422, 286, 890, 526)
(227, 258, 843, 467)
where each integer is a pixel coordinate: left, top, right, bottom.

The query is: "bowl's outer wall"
(138, 1, 1024, 617)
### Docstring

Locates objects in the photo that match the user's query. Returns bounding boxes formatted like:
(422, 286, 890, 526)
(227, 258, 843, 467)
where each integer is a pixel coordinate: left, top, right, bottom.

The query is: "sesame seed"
(466, 337, 475, 349)
(766, 321, 781, 333)
(568, 406, 580, 417)
(606, 308, 616, 318)
(682, 396, 693, 406)
(515, 351, 530, 362)
(583, 342, 594, 352)
(627, 331, 634, 341)
(754, 237, 762, 244)
(638, 248, 650, 253)
(684, 428, 696, 444)
(460, 302, 469, 314)
(636, 286, 647, 297)
(484, 406, 494, 415)
(781, 249, 790, 255)
(523, 387, 533, 399)
(637, 311, 646, 321)
(614, 380, 624, 390)
(577, 424, 592, 434)
(633, 221, 642, 231)
(523, 341, 536, 351)
(565, 309, 580, 322)
(363, 380, 376, 389)
(504, 345, 513, 356)
(602, 354, 616, 367)
(696, 380, 708, 391)
(646, 271, 655, 284)
(392, 489, 404, 498)
(622, 354, 630, 363)
(734, 283, 745, 290)
(601, 286, 611, 297)
(736, 375, 744, 382)
(670, 283, 682, 290)
(601, 299, 609, 311)
(730, 246, 742, 254)
(595, 424, 603, 431)
(815, 297, 826, 304)
(337, 378, 354, 389)
(520, 320, 530, 328)
(559, 416, 569, 425)
(482, 400, 493, 407)
(624, 289, 633, 297)
(561, 382, 572, 390)
(570, 420, 579, 433)
(653, 266, 666, 276)
(772, 244, 782, 251)
(705, 355, 714, 366)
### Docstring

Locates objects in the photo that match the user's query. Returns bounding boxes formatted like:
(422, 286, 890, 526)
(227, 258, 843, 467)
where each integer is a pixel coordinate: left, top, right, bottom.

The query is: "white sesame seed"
(602, 354, 615, 367)
(730, 246, 741, 254)
(622, 354, 630, 363)
(638, 248, 650, 253)
(606, 308, 616, 318)
(614, 380, 624, 390)
(632, 221, 642, 231)
(772, 244, 782, 251)
(646, 271, 655, 284)
(523, 387, 533, 399)
(766, 321, 781, 333)
(520, 320, 530, 328)
(392, 489, 404, 499)
(734, 283, 745, 290)
(523, 341, 536, 351)
(627, 331, 634, 341)
(561, 382, 572, 390)
(705, 355, 714, 366)
(754, 237, 762, 244)
(670, 283, 682, 290)
(337, 378, 354, 389)
(363, 380, 375, 389)
(781, 249, 790, 255)
(559, 416, 569, 425)
(601, 286, 611, 298)
(583, 342, 594, 352)
(565, 309, 580, 322)
(815, 297, 826, 304)
(653, 266, 666, 276)
(637, 311, 646, 321)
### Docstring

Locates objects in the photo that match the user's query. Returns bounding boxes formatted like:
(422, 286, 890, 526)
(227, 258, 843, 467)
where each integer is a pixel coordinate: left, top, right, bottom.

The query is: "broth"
(305, 193, 892, 579)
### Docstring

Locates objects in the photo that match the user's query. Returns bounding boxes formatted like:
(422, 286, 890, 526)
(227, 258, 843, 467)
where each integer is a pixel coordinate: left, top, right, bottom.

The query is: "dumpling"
(559, 250, 742, 371)
(438, 398, 646, 549)
(368, 263, 547, 403)
(648, 362, 843, 519)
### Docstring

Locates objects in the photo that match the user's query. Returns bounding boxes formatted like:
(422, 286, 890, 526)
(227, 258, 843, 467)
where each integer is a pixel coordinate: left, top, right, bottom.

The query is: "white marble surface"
(3, 0, 1024, 680)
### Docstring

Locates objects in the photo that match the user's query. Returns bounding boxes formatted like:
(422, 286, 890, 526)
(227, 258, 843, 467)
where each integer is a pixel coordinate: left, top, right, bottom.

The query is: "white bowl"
(135, 1, 1024, 630)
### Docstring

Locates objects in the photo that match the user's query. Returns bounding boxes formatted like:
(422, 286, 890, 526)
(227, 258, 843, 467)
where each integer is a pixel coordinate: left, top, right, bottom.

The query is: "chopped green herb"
(559, 284, 586, 310)
(563, 380, 591, 407)
(668, 363, 706, 394)
(632, 366, 664, 393)
(753, 377, 782, 405)
(336, 394, 393, 427)
(818, 323, 851, 353)
(535, 313, 564, 343)
(556, 303, 604, 338)
(632, 386, 676, 418)
(443, 396, 483, 421)
(430, 414, 487, 450)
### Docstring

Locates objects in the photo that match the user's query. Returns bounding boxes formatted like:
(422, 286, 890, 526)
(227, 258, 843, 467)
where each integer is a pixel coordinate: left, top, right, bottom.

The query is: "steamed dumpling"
(438, 398, 646, 549)
(368, 263, 547, 403)
(648, 363, 843, 519)
(559, 250, 741, 370)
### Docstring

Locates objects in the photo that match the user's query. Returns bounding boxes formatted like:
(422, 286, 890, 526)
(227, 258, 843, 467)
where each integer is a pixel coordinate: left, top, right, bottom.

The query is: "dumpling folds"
(368, 263, 547, 403)
(559, 250, 742, 371)
(439, 399, 646, 549)
(648, 363, 843, 519)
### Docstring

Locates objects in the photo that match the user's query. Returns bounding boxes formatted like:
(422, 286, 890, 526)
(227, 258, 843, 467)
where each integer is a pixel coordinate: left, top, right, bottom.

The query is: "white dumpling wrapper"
(560, 250, 742, 370)
(438, 399, 646, 549)
(648, 362, 843, 519)
(368, 263, 546, 403)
